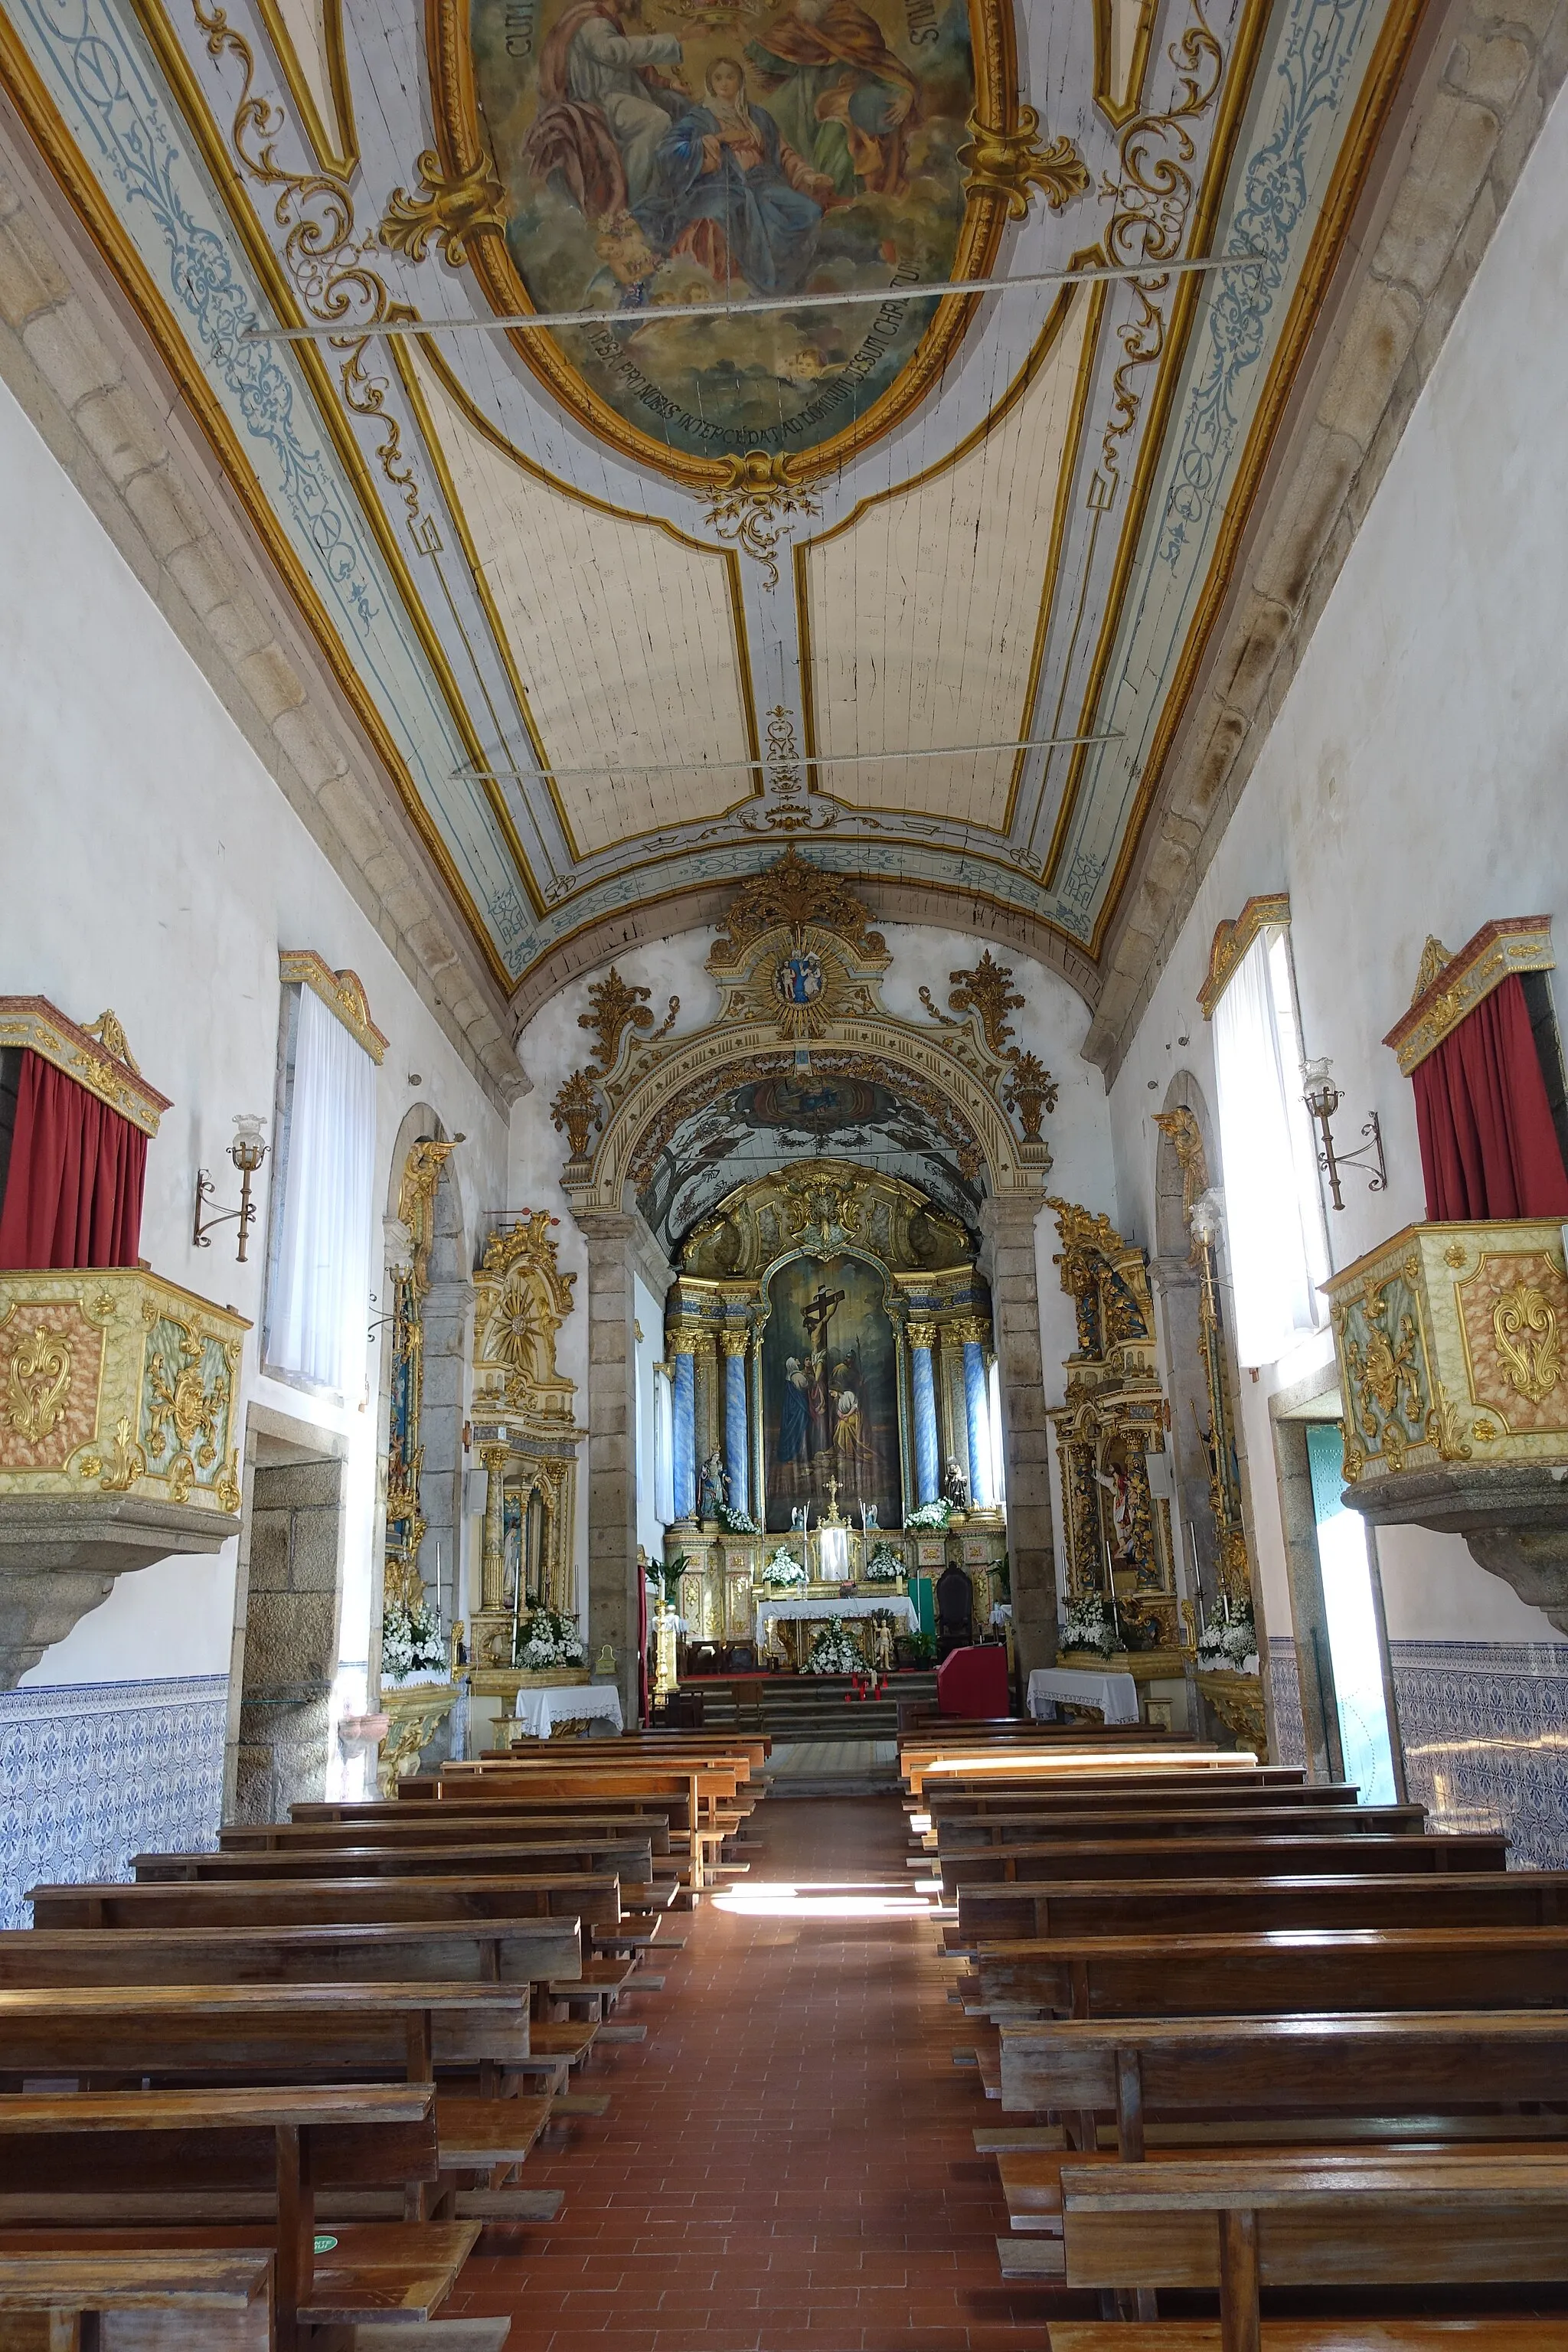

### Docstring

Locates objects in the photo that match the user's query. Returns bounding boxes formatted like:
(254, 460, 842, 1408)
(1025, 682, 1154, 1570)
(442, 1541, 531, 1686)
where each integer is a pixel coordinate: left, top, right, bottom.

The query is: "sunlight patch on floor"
(713, 1877, 936, 1919)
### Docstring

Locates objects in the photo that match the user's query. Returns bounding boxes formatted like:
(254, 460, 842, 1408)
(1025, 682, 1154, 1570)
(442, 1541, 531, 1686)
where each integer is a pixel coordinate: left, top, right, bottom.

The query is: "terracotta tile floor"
(449, 1793, 1047, 2351)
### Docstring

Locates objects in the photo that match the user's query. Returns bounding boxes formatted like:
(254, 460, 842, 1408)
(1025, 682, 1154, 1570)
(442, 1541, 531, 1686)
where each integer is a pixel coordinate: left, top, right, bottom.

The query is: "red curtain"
(0, 1049, 148, 1271)
(1412, 973, 1568, 1221)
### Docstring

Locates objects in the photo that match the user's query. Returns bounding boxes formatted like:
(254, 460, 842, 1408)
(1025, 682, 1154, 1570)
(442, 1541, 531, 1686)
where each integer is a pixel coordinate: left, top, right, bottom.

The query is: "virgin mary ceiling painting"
(443, 0, 1001, 479)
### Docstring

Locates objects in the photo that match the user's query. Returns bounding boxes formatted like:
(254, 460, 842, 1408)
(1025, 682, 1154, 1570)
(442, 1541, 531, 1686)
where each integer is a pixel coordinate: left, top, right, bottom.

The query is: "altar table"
(1026, 1664, 1140, 1724)
(510, 1683, 626, 1739)
(755, 1592, 919, 1668)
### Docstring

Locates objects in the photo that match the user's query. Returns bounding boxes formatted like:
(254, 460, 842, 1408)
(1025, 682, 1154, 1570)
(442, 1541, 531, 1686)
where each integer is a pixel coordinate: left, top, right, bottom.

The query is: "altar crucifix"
(802, 1282, 845, 1355)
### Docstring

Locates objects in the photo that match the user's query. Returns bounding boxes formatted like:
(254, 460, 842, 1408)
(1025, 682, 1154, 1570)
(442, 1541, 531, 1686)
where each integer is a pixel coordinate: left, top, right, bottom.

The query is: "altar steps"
(679, 1671, 937, 1745)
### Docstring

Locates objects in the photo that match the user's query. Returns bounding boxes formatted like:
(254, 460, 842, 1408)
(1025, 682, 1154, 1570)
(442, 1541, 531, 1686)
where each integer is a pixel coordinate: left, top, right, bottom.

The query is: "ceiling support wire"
(237, 254, 1268, 343)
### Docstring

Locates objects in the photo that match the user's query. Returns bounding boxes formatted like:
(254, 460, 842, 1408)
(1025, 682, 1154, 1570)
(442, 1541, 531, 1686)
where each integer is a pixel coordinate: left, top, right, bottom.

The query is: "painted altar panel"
(761, 1253, 900, 1529)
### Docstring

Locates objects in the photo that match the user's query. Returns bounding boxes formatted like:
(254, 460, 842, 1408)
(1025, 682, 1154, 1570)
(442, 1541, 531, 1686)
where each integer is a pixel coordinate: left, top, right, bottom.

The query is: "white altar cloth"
(754, 1593, 920, 1641)
(511, 1683, 625, 1739)
(1026, 1665, 1139, 1725)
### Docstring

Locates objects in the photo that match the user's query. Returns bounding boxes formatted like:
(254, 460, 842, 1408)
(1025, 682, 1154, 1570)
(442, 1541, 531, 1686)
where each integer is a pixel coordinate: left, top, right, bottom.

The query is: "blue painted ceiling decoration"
(0, 0, 1421, 1007)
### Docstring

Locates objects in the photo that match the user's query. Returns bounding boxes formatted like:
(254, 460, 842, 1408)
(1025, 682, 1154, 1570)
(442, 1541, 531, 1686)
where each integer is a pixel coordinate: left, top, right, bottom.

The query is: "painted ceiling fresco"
(635, 1067, 984, 1253)
(0, 0, 1420, 1002)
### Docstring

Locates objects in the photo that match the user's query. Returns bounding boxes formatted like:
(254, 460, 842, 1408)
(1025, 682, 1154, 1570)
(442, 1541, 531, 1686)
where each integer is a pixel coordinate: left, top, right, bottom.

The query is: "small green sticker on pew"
(314, 2236, 338, 2255)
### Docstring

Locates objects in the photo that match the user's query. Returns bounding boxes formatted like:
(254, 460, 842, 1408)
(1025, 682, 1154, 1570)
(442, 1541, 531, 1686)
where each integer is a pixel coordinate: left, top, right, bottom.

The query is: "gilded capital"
(906, 1321, 937, 1351)
(667, 1326, 701, 1356)
(720, 1330, 751, 1357)
(479, 1441, 511, 1471)
(952, 1315, 992, 1348)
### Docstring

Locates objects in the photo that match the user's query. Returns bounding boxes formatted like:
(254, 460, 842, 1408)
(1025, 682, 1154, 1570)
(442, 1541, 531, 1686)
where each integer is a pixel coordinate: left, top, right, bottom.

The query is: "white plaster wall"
(1106, 69, 1568, 1649)
(0, 377, 511, 1733)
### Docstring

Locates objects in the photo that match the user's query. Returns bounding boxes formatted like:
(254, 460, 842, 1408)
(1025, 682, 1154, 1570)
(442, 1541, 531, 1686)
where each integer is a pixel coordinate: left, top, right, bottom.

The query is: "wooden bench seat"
(225, 1811, 674, 1856)
(934, 1806, 1426, 1851)
(29, 1874, 622, 1933)
(132, 1838, 655, 1886)
(0, 1920, 581, 1992)
(0, 2247, 273, 2351)
(968, 1926, 1568, 2018)
(942, 1835, 1507, 1894)
(0, 1982, 532, 2085)
(545, 1957, 637, 2017)
(1044, 2324, 1568, 2347)
(953, 1872, 1568, 1946)
(924, 1779, 1342, 1821)
(1057, 2151, 1568, 2350)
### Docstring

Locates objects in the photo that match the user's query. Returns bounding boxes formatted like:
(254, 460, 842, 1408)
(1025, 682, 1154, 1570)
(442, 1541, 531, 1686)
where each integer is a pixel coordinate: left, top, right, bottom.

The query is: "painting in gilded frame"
(762, 1252, 901, 1530)
(435, 0, 1005, 482)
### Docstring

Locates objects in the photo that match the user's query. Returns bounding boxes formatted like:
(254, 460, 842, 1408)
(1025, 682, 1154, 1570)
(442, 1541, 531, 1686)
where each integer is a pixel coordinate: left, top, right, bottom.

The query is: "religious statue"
(1096, 1459, 1135, 1563)
(942, 1456, 969, 1511)
(699, 1450, 728, 1521)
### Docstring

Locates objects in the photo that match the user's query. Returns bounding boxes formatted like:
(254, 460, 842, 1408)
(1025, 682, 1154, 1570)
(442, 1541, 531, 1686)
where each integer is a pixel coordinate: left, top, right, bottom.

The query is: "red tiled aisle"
(452, 1792, 1037, 2352)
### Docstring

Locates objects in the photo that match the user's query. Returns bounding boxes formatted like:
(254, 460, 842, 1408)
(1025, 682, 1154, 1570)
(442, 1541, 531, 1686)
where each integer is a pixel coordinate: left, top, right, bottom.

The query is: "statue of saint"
(942, 1457, 970, 1511)
(699, 1450, 728, 1521)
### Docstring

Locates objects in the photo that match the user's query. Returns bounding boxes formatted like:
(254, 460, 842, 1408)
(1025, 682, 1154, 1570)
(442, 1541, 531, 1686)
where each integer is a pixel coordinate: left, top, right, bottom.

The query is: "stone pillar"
(479, 1442, 510, 1613)
(575, 1210, 644, 1723)
(979, 1194, 1054, 1677)
(671, 1339, 697, 1523)
(907, 1322, 940, 1504)
(722, 1331, 750, 1517)
(958, 1318, 994, 1508)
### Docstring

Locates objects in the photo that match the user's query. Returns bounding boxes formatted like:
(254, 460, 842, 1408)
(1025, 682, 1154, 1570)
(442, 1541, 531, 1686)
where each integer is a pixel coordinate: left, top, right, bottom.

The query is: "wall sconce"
(193, 1115, 268, 1259)
(368, 1218, 416, 1341)
(1301, 1057, 1387, 1211)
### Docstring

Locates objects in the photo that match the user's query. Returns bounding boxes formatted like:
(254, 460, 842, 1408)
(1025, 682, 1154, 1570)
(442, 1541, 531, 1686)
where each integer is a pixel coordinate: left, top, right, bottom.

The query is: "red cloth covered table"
(936, 1645, 1009, 1718)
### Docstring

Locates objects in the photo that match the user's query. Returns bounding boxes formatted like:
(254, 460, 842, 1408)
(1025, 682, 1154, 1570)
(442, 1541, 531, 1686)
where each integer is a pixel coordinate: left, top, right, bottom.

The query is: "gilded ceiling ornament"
(380, 149, 508, 266)
(957, 109, 1092, 217)
(580, 968, 678, 1077)
(550, 1069, 603, 1162)
(710, 851, 886, 968)
(701, 458, 822, 592)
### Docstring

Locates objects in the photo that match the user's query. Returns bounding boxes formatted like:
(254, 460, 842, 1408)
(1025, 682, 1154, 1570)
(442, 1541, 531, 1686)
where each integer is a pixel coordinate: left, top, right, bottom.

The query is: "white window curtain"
(266, 984, 377, 1400)
(1210, 928, 1330, 1368)
(987, 1357, 1007, 1506)
(655, 1364, 675, 1529)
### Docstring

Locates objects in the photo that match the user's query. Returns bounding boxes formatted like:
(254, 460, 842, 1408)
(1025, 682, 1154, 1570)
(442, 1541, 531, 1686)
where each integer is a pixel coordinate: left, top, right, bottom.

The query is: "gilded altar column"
(906, 1322, 940, 1504)
(692, 1331, 717, 1491)
(670, 1328, 697, 1523)
(956, 1316, 995, 1508)
(479, 1442, 510, 1613)
(721, 1331, 750, 1517)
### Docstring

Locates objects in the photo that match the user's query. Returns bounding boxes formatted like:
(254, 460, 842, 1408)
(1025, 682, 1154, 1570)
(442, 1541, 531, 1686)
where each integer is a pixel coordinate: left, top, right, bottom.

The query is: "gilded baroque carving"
(551, 1068, 603, 1161)
(1384, 917, 1557, 1075)
(1152, 1104, 1210, 1251)
(709, 850, 887, 968)
(701, 458, 823, 591)
(0, 998, 171, 1136)
(5, 1326, 72, 1446)
(958, 109, 1092, 216)
(81, 1416, 148, 1495)
(1492, 1282, 1562, 1408)
(682, 1158, 969, 1282)
(143, 1318, 231, 1475)
(921, 949, 1024, 1056)
(380, 148, 508, 264)
(1002, 1051, 1058, 1142)
(579, 968, 678, 1077)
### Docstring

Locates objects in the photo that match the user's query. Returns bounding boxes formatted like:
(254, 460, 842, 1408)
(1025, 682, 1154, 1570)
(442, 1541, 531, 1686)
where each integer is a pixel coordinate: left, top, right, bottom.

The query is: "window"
(264, 982, 377, 1402)
(1305, 1420, 1397, 1804)
(986, 1356, 1007, 1506)
(1210, 926, 1330, 1367)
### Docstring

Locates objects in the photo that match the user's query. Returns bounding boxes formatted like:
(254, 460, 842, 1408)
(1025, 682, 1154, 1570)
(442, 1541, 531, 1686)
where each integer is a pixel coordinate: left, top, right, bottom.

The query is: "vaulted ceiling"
(1, 0, 1426, 1027)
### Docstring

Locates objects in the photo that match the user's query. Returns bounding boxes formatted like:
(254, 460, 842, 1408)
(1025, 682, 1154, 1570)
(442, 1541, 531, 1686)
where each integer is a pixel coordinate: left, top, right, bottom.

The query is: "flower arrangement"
(863, 1543, 903, 1582)
(1060, 1589, 1121, 1658)
(904, 1498, 952, 1531)
(514, 1606, 586, 1670)
(806, 1618, 865, 1674)
(381, 1596, 447, 1687)
(715, 1501, 758, 1534)
(1197, 1593, 1259, 1674)
(762, 1547, 807, 1588)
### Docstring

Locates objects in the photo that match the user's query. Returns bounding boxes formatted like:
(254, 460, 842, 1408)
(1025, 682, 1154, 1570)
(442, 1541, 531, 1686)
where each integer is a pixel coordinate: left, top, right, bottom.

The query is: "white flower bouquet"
(1197, 1595, 1259, 1674)
(806, 1618, 865, 1674)
(1060, 1589, 1119, 1658)
(762, 1547, 807, 1588)
(863, 1543, 903, 1581)
(514, 1606, 586, 1670)
(904, 1498, 952, 1530)
(715, 1501, 759, 1533)
(381, 1597, 447, 1687)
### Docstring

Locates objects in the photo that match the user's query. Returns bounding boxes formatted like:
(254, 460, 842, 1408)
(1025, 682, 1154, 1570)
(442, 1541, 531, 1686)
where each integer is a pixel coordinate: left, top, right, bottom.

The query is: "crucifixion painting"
(763, 1253, 899, 1531)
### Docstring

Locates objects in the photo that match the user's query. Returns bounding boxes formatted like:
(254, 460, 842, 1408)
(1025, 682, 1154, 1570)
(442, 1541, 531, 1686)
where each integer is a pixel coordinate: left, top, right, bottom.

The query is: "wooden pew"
(923, 1782, 1359, 1825)
(940, 1834, 1507, 1894)
(0, 2247, 274, 2352)
(933, 1805, 1427, 1851)
(967, 1926, 1568, 2019)
(0, 1917, 582, 1991)
(952, 1871, 1568, 1946)
(905, 1750, 1259, 1797)
(31, 1873, 622, 1934)
(0, 2082, 451, 2352)
(0, 1982, 533, 2086)
(1052, 2150, 1568, 2352)
(132, 1835, 659, 1891)
(998, 2012, 1568, 2149)
(224, 1808, 673, 1855)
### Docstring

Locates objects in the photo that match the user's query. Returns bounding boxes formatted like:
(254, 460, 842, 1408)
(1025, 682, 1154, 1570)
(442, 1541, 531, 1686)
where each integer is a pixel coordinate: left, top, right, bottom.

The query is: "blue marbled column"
(910, 1332, 939, 1504)
(671, 1346, 697, 1522)
(963, 1338, 992, 1508)
(723, 1340, 750, 1517)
